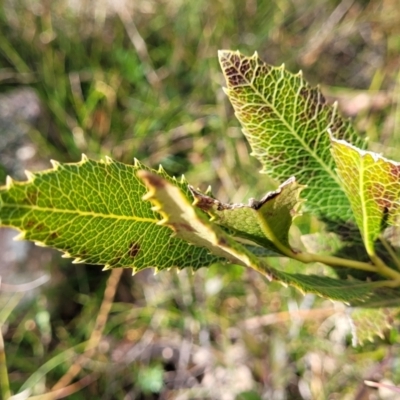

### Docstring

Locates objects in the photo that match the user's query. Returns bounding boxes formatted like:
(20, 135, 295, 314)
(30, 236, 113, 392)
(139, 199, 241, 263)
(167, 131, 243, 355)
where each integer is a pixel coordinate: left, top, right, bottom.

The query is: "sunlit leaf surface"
(219, 50, 365, 223)
(331, 137, 400, 255)
(0, 157, 220, 271)
(190, 177, 305, 253)
(138, 170, 375, 303)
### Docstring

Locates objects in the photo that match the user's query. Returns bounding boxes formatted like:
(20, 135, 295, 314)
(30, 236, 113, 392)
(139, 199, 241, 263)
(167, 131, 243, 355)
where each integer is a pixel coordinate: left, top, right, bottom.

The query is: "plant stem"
(369, 253, 400, 281)
(255, 206, 400, 282)
(0, 327, 11, 400)
(292, 250, 400, 283)
(292, 251, 377, 273)
(369, 279, 400, 288)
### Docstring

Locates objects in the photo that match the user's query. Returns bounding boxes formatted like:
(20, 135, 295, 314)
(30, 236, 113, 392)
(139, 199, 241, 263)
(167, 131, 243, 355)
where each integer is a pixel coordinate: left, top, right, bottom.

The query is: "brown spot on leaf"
(109, 256, 122, 266)
(300, 86, 326, 118)
(240, 59, 250, 76)
(231, 53, 240, 68)
(24, 188, 38, 205)
(129, 242, 140, 258)
(35, 223, 46, 232)
(218, 237, 228, 247)
(189, 186, 216, 212)
(139, 171, 165, 189)
(259, 105, 273, 115)
(25, 219, 36, 229)
(79, 250, 89, 259)
(390, 163, 400, 180)
(226, 71, 246, 86)
(49, 232, 59, 240)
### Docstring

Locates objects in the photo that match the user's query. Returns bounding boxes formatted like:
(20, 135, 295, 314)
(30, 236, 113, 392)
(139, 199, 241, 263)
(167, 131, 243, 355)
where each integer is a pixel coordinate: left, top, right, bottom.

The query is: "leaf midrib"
(358, 155, 372, 255)
(2, 203, 157, 223)
(248, 69, 342, 188)
(226, 54, 343, 190)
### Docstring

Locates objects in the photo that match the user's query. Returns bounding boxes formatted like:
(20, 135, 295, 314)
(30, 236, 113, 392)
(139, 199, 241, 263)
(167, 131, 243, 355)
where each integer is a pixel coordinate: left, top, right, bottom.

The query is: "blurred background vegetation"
(1, 0, 400, 398)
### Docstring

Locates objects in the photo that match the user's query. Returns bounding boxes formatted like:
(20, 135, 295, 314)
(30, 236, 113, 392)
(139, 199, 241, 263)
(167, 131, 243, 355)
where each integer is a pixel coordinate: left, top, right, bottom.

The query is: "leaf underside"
(218, 50, 366, 224)
(190, 176, 305, 254)
(331, 137, 400, 256)
(1, 49, 399, 345)
(0, 156, 221, 272)
(138, 170, 378, 304)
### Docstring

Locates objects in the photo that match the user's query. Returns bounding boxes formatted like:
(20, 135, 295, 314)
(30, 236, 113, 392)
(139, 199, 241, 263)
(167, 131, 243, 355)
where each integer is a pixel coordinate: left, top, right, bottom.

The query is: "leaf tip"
(13, 231, 26, 241)
(217, 49, 232, 63)
(81, 154, 89, 162)
(104, 156, 113, 164)
(6, 175, 14, 188)
(24, 170, 35, 181)
(50, 159, 61, 169)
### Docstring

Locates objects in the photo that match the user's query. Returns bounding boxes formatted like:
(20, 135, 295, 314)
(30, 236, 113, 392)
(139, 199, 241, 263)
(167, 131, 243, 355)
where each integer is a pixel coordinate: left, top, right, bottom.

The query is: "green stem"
(369, 279, 400, 288)
(0, 327, 11, 400)
(257, 215, 378, 273)
(369, 253, 400, 281)
(292, 251, 377, 273)
(256, 207, 400, 281)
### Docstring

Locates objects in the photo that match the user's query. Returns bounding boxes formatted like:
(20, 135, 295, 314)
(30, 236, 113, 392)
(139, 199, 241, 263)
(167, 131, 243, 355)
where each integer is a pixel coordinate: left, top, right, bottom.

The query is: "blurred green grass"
(1, 0, 400, 399)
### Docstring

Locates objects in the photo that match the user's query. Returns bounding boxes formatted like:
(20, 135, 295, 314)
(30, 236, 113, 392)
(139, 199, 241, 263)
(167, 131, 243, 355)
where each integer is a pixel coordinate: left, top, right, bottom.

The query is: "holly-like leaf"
(137, 170, 375, 303)
(190, 177, 305, 254)
(137, 170, 274, 274)
(348, 289, 400, 345)
(350, 306, 399, 345)
(0, 156, 221, 272)
(274, 272, 377, 304)
(330, 137, 400, 256)
(218, 50, 365, 223)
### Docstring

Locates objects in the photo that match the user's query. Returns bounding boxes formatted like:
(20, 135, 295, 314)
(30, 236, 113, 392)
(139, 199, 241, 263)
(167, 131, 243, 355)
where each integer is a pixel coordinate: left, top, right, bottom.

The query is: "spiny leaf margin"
(218, 49, 365, 223)
(0, 156, 221, 272)
(138, 170, 375, 303)
(190, 176, 306, 255)
(330, 136, 400, 256)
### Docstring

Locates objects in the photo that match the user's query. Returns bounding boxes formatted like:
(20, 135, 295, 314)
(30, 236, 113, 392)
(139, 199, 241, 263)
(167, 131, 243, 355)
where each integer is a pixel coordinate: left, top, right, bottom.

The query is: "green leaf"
(189, 186, 277, 252)
(218, 50, 365, 223)
(190, 177, 305, 254)
(137, 170, 374, 303)
(273, 273, 377, 303)
(331, 137, 400, 256)
(137, 170, 274, 273)
(350, 307, 400, 345)
(0, 156, 220, 272)
(348, 289, 400, 344)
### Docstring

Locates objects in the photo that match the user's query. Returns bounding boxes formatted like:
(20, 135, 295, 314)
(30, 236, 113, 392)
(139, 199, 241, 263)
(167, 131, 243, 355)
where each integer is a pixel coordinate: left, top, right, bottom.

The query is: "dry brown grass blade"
(51, 267, 123, 392)
(242, 306, 340, 330)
